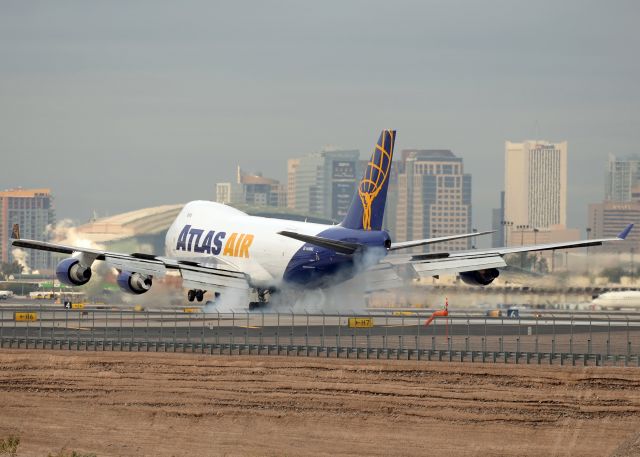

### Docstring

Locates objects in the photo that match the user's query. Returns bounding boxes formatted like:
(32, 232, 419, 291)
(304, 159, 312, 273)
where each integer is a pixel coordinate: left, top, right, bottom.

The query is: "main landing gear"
(248, 288, 273, 310)
(187, 289, 205, 302)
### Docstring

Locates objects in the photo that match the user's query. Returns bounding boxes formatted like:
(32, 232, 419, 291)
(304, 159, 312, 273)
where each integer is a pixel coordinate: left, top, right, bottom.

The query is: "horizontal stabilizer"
(277, 231, 362, 255)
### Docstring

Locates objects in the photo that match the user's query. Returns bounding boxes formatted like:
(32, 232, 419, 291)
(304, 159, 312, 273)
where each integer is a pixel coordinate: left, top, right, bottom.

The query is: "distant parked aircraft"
(592, 291, 640, 310)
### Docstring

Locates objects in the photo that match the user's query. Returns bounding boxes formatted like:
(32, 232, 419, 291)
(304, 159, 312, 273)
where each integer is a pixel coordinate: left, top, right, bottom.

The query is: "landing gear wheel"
(249, 301, 267, 310)
(195, 290, 204, 302)
(187, 290, 196, 302)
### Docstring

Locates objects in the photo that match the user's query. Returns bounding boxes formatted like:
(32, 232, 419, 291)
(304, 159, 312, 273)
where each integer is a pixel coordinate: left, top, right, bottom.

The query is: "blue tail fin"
(341, 129, 396, 231)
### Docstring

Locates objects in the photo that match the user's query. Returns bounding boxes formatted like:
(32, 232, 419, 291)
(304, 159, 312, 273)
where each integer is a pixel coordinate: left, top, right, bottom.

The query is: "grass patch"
(0, 436, 20, 457)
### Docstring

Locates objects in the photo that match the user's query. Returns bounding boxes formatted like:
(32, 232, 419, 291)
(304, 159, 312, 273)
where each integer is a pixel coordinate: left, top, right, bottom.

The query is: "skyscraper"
(0, 188, 55, 272)
(288, 149, 361, 221)
(605, 153, 640, 202)
(504, 140, 568, 230)
(491, 191, 505, 247)
(216, 167, 286, 208)
(395, 150, 472, 251)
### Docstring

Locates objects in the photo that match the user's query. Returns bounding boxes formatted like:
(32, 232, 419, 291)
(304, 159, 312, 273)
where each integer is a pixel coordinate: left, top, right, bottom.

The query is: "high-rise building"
(588, 201, 640, 251)
(286, 159, 299, 210)
(491, 191, 505, 247)
(605, 153, 640, 202)
(395, 150, 472, 251)
(216, 167, 286, 208)
(505, 140, 568, 231)
(0, 188, 55, 272)
(288, 149, 361, 221)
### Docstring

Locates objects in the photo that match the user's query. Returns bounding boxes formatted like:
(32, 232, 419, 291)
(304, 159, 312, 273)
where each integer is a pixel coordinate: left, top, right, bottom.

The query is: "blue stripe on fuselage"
(282, 227, 390, 288)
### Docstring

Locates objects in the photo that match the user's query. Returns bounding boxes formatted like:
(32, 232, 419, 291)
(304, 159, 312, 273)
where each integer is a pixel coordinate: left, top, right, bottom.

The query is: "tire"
(187, 290, 196, 302)
(195, 290, 204, 302)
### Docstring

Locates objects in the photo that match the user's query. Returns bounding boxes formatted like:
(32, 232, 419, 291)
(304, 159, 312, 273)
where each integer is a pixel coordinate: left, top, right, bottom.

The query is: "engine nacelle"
(56, 258, 92, 286)
(459, 268, 500, 286)
(117, 271, 152, 295)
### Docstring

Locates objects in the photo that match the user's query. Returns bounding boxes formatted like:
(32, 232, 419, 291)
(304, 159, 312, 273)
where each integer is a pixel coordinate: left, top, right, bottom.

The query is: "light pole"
(586, 227, 592, 278)
(517, 224, 530, 269)
(501, 220, 513, 246)
(532, 228, 539, 271)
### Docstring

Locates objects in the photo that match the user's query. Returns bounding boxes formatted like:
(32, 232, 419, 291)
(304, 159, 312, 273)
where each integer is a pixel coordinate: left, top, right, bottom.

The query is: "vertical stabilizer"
(341, 129, 396, 231)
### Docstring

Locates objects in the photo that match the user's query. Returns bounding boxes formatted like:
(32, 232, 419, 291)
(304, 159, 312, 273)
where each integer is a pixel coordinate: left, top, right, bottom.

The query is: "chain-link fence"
(1, 308, 639, 366)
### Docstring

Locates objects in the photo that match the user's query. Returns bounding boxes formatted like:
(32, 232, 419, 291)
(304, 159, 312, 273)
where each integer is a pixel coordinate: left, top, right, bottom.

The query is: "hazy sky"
(1, 0, 639, 233)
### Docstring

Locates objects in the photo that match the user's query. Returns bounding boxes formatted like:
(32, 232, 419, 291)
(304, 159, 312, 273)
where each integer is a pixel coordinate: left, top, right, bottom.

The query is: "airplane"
(592, 291, 640, 310)
(11, 130, 634, 309)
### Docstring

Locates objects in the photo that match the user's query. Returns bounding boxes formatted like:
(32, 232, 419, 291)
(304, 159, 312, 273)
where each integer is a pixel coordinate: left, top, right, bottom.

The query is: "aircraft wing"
(11, 238, 250, 292)
(388, 230, 494, 251)
(365, 224, 633, 288)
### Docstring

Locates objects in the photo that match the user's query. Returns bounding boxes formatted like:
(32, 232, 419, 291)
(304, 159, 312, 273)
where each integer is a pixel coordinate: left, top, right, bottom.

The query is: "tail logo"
(358, 130, 394, 230)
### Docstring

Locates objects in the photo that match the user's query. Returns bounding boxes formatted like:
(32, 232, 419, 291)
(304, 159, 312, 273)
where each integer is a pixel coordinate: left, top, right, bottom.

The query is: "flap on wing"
(389, 230, 494, 251)
(410, 255, 507, 278)
(178, 263, 249, 291)
(361, 263, 419, 292)
(104, 255, 167, 277)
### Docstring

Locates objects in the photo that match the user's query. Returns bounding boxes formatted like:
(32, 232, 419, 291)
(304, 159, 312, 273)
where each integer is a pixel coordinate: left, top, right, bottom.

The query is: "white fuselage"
(164, 201, 335, 288)
(592, 291, 640, 310)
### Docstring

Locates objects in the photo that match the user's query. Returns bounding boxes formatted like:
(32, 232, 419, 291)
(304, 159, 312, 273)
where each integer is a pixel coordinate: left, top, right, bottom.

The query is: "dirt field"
(0, 350, 638, 457)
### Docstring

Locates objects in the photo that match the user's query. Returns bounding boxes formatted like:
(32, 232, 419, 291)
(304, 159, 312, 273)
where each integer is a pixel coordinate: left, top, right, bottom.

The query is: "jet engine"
(56, 258, 92, 286)
(459, 268, 500, 286)
(117, 271, 152, 295)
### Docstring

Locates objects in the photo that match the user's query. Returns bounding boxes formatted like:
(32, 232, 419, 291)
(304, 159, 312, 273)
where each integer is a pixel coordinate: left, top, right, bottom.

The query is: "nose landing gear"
(187, 289, 206, 302)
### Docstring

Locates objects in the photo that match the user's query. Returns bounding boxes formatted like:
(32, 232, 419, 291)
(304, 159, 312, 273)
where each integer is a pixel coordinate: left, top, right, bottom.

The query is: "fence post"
(416, 313, 421, 359)
(627, 316, 631, 366)
(588, 314, 592, 354)
(337, 311, 341, 353)
(305, 311, 309, 349)
(321, 311, 325, 348)
(276, 312, 280, 350)
(173, 310, 177, 347)
(466, 314, 470, 353)
(606, 314, 611, 360)
(551, 314, 556, 364)
(260, 310, 264, 347)
(231, 311, 235, 350)
(569, 316, 574, 354)
(202, 312, 206, 350)
(245, 311, 249, 346)
(290, 310, 294, 347)
(216, 311, 220, 346)
(516, 317, 521, 363)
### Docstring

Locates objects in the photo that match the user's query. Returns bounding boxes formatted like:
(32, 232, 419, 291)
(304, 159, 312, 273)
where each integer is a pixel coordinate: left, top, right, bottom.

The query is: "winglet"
(617, 224, 634, 240)
(11, 224, 20, 240)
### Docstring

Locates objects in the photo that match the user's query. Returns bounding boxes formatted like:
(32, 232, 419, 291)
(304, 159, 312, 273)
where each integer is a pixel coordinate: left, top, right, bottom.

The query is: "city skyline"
(1, 1, 638, 234)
